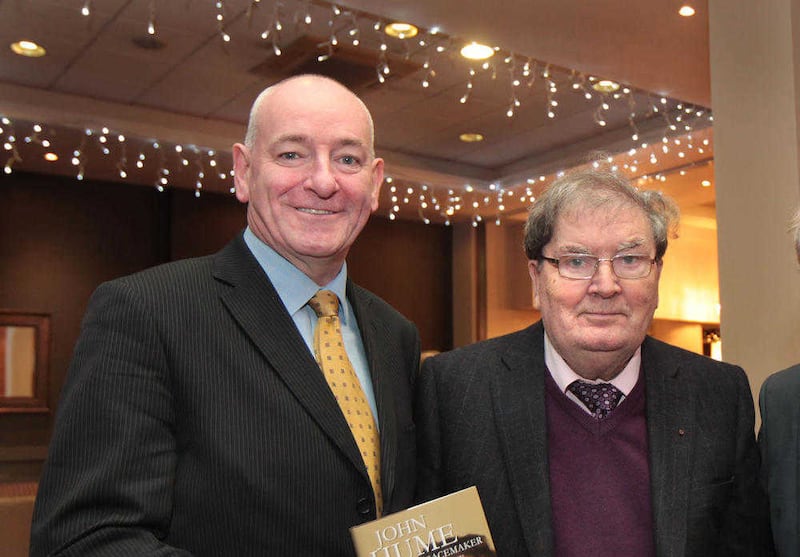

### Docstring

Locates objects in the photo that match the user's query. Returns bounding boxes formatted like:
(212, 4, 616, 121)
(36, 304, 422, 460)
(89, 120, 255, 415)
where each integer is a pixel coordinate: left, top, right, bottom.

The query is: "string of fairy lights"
(0, 109, 713, 226)
(0, 117, 233, 198)
(2, 0, 714, 225)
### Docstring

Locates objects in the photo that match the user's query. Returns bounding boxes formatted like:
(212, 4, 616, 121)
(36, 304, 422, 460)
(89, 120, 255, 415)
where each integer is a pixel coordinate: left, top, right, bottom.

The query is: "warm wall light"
(10, 40, 46, 57)
(384, 22, 418, 39)
(460, 42, 494, 60)
(679, 5, 696, 17)
(44, 152, 58, 162)
(701, 179, 711, 187)
(459, 133, 484, 142)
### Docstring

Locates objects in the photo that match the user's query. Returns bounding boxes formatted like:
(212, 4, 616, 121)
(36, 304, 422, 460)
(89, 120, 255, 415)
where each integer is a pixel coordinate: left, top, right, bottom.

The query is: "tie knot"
(309, 290, 339, 318)
(567, 380, 623, 419)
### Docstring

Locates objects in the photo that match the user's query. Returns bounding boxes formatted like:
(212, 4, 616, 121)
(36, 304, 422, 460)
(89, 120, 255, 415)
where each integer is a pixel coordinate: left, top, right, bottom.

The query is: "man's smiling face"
(233, 76, 383, 284)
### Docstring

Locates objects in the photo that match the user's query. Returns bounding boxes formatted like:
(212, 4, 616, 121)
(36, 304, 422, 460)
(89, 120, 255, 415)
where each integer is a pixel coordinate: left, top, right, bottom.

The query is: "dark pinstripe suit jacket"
(416, 321, 773, 557)
(759, 363, 800, 557)
(30, 233, 420, 556)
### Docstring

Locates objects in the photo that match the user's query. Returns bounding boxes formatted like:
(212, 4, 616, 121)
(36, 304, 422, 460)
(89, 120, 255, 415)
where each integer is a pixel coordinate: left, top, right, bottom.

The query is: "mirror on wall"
(0, 311, 50, 413)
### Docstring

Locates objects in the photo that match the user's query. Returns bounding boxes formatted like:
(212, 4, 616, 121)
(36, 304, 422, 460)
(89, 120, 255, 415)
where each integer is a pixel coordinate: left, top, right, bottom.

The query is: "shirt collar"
(544, 330, 641, 396)
(243, 227, 350, 321)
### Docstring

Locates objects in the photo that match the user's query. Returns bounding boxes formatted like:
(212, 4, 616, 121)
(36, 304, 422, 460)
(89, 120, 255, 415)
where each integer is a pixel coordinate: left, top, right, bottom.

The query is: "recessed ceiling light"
(384, 22, 418, 39)
(43, 152, 58, 162)
(701, 179, 711, 187)
(10, 40, 46, 57)
(679, 5, 696, 17)
(460, 42, 494, 60)
(459, 133, 484, 143)
(592, 79, 620, 93)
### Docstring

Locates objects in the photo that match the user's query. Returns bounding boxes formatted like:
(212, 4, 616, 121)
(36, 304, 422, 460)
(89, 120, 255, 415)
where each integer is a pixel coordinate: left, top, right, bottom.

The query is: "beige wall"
(710, 0, 800, 402)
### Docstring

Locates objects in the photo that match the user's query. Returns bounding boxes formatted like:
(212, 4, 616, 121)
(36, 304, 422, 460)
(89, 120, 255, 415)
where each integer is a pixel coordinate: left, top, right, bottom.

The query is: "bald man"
(31, 75, 420, 557)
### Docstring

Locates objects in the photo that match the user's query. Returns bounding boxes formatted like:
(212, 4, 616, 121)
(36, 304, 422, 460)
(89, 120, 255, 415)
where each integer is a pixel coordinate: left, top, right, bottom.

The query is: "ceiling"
(0, 0, 715, 226)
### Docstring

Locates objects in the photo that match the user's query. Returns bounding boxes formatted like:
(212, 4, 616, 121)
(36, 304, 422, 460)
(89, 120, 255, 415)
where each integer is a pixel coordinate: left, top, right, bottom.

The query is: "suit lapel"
(491, 323, 554, 556)
(643, 337, 695, 556)
(212, 236, 367, 477)
(348, 282, 401, 509)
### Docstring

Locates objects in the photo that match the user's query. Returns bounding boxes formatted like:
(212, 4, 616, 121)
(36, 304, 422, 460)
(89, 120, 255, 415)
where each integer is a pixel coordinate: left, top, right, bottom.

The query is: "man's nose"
(307, 157, 339, 197)
(589, 259, 621, 295)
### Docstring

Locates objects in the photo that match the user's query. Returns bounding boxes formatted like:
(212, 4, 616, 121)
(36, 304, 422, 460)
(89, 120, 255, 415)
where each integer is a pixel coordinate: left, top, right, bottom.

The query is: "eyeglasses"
(540, 254, 657, 280)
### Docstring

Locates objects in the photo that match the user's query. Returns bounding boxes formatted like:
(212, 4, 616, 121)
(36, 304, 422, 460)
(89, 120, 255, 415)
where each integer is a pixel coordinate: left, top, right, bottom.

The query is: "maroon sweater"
(546, 372, 656, 557)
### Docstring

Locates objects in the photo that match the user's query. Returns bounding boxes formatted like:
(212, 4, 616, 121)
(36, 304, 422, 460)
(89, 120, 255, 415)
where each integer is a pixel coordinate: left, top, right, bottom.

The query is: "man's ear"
(528, 259, 542, 310)
(232, 143, 251, 203)
(652, 259, 663, 309)
(369, 157, 384, 212)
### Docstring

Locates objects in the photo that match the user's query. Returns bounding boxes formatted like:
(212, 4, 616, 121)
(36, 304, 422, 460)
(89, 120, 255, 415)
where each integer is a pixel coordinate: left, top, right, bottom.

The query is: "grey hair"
(242, 74, 376, 157)
(791, 207, 800, 262)
(523, 164, 680, 261)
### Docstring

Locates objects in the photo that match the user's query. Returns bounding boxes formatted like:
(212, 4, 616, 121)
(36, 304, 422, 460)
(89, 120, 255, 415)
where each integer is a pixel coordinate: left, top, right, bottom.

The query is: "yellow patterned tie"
(308, 290, 382, 516)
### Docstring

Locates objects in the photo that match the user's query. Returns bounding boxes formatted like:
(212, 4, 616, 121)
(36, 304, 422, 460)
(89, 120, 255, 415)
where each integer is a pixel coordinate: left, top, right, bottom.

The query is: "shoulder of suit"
(424, 324, 541, 366)
(763, 363, 800, 392)
(92, 247, 226, 310)
(81, 253, 221, 326)
(644, 335, 715, 363)
(118, 253, 216, 286)
(642, 335, 747, 381)
(109, 235, 244, 289)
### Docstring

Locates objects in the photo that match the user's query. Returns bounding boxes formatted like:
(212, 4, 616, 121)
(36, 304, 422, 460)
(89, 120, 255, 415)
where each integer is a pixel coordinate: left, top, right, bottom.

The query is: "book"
(350, 486, 496, 557)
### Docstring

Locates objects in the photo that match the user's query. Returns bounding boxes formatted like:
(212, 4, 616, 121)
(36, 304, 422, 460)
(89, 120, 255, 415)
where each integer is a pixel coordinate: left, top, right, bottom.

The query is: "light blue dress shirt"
(243, 228, 378, 425)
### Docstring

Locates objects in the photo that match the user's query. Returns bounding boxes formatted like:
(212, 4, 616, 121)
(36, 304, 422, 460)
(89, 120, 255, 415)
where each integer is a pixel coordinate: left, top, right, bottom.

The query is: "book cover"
(350, 486, 496, 557)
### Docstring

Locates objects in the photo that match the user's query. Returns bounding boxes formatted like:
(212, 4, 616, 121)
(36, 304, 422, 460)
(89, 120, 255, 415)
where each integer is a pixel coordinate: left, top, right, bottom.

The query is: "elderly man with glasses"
(415, 166, 773, 557)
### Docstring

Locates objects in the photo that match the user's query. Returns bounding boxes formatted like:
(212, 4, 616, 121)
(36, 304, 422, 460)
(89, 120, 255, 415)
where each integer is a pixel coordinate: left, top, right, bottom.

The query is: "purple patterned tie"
(567, 380, 623, 419)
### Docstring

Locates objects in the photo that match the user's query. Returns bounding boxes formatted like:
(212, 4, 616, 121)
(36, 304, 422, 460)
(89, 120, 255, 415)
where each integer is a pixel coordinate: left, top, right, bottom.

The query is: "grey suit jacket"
(30, 233, 420, 556)
(759, 363, 800, 557)
(416, 321, 772, 557)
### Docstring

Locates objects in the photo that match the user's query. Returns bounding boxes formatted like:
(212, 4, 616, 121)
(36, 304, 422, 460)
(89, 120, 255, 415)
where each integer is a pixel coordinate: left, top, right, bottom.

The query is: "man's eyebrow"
(555, 239, 646, 254)
(270, 135, 366, 150)
(559, 244, 591, 254)
(617, 239, 646, 251)
(335, 138, 367, 150)
(273, 134, 309, 145)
